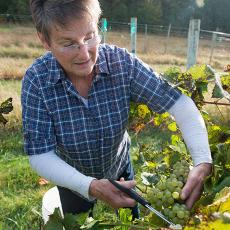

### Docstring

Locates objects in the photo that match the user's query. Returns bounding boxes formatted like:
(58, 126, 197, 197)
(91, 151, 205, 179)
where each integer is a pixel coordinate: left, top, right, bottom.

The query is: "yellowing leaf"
(137, 104, 150, 119)
(168, 122, 178, 132)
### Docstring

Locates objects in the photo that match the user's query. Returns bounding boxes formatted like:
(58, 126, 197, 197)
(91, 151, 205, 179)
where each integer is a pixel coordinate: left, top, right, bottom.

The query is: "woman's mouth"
(75, 59, 90, 66)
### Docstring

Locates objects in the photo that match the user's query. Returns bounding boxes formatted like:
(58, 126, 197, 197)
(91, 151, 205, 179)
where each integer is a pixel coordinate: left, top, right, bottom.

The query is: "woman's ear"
(37, 32, 50, 50)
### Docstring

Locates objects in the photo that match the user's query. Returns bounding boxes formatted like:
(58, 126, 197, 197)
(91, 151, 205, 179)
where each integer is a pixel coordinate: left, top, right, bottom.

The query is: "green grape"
(177, 181, 183, 188)
(164, 190, 171, 198)
(171, 179, 178, 186)
(157, 191, 163, 199)
(175, 187, 182, 194)
(157, 181, 166, 190)
(170, 174, 177, 179)
(172, 191, 180, 199)
(168, 197, 174, 205)
(163, 208, 170, 216)
(177, 210, 185, 219)
(172, 205, 180, 213)
(181, 204, 187, 209)
(168, 211, 175, 219)
(156, 200, 162, 209)
(173, 217, 179, 224)
(162, 196, 168, 204)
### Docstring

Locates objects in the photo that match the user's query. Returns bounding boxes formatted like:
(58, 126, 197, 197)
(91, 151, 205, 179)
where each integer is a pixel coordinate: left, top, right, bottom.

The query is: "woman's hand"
(180, 163, 212, 209)
(89, 178, 137, 209)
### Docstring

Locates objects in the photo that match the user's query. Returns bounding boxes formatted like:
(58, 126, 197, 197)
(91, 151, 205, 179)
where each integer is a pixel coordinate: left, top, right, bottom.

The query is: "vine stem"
(202, 101, 230, 106)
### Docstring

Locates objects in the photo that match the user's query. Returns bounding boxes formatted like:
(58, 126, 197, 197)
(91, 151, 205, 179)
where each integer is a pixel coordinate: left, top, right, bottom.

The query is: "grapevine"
(43, 65, 230, 229)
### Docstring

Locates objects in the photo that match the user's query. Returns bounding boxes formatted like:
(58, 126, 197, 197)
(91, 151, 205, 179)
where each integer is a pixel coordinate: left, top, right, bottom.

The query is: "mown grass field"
(0, 24, 229, 229)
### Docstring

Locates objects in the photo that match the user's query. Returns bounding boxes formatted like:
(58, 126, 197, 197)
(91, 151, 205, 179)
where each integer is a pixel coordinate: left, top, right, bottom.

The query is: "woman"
(21, 0, 212, 218)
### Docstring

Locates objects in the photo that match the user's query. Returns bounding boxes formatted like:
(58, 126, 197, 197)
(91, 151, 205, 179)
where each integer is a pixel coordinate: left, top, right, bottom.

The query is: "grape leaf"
(212, 84, 224, 98)
(187, 64, 213, 81)
(0, 113, 8, 125)
(171, 135, 181, 145)
(44, 208, 64, 230)
(141, 172, 159, 185)
(62, 213, 81, 230)
(168, 122, 178, 132)
(163, 66, 182, 83)
(196, 81, 208, 94)
(0, 98, 13, 114)
(81, 218, 100, 229)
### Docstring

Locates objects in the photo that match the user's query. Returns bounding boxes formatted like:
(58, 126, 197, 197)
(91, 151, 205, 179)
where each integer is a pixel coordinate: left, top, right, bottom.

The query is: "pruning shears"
(108, 179, 177, 228)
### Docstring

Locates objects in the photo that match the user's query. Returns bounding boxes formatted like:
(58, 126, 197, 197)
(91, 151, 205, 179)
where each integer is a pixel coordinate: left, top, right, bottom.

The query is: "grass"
(0, 126, 49, 230)
(0, 25, 229, 79)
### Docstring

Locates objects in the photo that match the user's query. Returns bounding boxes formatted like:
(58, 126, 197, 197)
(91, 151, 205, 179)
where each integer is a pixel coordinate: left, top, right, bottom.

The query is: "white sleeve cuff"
(29, 150, 96, 200)
(168, 94, 212, 166)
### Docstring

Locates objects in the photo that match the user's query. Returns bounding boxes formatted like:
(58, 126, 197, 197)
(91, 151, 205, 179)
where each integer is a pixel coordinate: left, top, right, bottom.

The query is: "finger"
(185, 183, 203, 209)
(118, 194, 137, 208)
(119, 180, 136, 189)
(119, 177, 125, 182)
(181, 174, 199, 200)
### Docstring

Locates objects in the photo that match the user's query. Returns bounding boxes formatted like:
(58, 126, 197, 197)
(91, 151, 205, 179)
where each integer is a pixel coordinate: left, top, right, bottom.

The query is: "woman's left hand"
(180, 163, 212, 209)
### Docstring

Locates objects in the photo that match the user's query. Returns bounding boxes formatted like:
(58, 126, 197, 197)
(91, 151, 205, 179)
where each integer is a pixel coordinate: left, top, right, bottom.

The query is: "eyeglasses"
(58, 35, 101, 53)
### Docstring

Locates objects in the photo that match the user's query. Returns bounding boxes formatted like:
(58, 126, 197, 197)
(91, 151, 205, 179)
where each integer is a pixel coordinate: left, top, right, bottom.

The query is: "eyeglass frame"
(56, 33, 102, 54)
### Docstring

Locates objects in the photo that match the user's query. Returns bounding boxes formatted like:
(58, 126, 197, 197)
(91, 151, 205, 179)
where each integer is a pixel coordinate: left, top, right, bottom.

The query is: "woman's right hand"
(89, 179, 137, 209)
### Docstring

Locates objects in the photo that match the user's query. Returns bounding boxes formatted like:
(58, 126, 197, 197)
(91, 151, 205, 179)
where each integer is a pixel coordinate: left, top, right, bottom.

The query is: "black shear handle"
(108, 179, 150, 207)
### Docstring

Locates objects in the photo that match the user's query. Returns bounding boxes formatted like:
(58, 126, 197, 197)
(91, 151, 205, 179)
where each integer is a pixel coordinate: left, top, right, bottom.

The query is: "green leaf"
(0, 113, 8, 125)
(141, 172, 159, 185)
(213, 177, 230, 193)
(44, 221, 64, 230)
(118, 208, 132, 230)
(163, 66, 182, 83)
(44, 208, 64, 230)
(81, 218, 100, 229)
(197, 81, 208, 94)
(212, 84, 224, 98)
(62, 213, 81, 230)
(0, 98, 13, 114)
(171, 135, 181, 145)
(75, 212, 89, 226)
(187, 64, 213, 81)
(167, 122, 177, 132)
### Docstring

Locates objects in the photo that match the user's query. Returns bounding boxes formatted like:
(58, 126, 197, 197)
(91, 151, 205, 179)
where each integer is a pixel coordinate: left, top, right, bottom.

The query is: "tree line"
(0, 0, 229, 33)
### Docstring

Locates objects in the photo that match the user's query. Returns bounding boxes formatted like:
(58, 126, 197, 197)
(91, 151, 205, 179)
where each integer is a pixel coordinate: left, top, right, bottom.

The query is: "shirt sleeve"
(127, 51, 182, 113)
(29, 150, 96, 201)
(21, 70, 56, 155)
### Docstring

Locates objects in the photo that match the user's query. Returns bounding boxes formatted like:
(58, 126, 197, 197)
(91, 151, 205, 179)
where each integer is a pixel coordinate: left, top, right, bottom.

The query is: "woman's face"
(41, 15, 100, 79)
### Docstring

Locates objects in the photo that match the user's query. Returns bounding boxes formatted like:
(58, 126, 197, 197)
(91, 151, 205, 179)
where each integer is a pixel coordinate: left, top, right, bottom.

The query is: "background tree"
(201, 0, 230, 33)
(0, 0, 229, 32)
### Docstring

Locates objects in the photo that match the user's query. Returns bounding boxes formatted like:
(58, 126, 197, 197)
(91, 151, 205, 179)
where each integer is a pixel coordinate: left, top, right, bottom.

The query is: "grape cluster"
(164, 204, 190, 226)
(172, 160, 190, 183)
(148, 160, 190, 225)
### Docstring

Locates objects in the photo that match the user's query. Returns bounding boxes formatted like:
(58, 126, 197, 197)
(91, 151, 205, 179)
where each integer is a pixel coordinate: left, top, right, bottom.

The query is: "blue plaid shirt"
(21, 44, 181, 179)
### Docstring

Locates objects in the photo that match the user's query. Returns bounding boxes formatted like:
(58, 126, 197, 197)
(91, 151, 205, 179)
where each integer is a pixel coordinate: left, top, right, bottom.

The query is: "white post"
(209, 28, 218, 64)
(164, 23, 171, 54)
(186, 19, 201, 70)
(130, 17, 137, 54)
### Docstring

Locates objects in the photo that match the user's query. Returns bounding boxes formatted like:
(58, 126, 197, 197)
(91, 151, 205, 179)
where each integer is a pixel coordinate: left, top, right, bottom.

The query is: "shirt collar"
(95, 45, 110, 75)
(47, 52, 65, 85)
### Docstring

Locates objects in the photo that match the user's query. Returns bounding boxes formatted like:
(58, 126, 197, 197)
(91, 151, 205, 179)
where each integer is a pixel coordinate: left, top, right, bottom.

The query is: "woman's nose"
(77, 44, 90, 58)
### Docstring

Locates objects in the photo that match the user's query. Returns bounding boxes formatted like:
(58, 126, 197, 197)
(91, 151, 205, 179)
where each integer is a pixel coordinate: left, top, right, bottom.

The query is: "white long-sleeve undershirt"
(29, 94, 212, 200)
(29, 151, 95, 200)
(168, 94, 212, 166)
